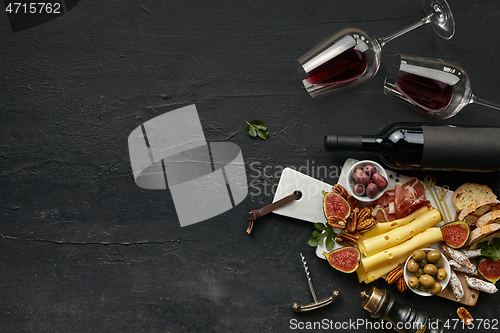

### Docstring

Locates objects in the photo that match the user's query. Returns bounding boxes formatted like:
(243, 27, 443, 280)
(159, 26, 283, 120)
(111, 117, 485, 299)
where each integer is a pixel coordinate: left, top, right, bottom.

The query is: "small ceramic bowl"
(404, 248, 450, 297)
(346, 160, 388, 203)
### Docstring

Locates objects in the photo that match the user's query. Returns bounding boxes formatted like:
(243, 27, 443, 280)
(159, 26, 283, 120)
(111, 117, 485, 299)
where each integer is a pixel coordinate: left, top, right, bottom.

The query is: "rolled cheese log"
(362, 209, 442, 257)
(357, 206, 429, 256)
(360, 227, 443, 273)
(364, 262, 401, 284)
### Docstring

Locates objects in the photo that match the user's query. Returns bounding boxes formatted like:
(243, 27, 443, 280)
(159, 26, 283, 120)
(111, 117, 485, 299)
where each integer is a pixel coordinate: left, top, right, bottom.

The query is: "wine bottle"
(324, 123, 500, 172)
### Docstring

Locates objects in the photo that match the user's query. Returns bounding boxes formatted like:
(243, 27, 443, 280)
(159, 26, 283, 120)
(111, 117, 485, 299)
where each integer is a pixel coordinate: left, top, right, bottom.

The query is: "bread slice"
(467, 223, 500, 249)
(458, 198, 500, 226)
(476, 210, 500, 228)
(452, 183, 497, 212)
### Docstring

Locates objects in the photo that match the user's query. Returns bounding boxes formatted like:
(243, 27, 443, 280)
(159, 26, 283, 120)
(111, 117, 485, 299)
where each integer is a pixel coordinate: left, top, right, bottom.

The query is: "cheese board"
(271, 158, 481, 306)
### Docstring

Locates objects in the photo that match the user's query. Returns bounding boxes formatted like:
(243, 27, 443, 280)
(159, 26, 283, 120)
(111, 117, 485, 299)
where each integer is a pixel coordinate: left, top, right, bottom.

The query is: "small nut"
(328, 215, 346, 229)
(457, 307, 473, 326)
(357, 207, 372, 222)
(396, 276, 407, 292)
(335, 234, 356, 247)
(332, 184, 349, 200)
(342, 230, 362, 240)
(347, 211, 358, 233)
(386, 266, 404, 284)
(347, 195, 363, 212)
(357, 217, 376, 231)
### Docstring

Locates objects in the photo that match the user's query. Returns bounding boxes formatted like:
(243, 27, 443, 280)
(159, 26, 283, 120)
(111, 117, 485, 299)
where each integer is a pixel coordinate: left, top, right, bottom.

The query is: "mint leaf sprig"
(307, 223, 337, 251)
(477, 237, 500, 261)
(246, 119, 269, 139)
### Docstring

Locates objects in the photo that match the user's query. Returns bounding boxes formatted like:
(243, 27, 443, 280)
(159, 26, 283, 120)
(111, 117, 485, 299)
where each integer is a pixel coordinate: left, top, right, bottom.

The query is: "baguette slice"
(467, 223, 500, 249)
(458, 198, 500, 225)
(476, 210, 500, 228)
(452, 183, 497, 212)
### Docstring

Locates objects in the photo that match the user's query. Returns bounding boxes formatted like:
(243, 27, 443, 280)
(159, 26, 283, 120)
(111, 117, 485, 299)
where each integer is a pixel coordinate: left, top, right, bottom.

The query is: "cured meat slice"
(373, 178, 431, 221)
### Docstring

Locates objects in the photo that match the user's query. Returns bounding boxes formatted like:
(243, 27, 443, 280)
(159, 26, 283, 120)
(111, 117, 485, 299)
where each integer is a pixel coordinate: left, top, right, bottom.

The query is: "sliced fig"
(478, 257, 500, 284)
(441, 220, 470, 248)
(323, 247, 360, 273)
(322, 190, 350, 219)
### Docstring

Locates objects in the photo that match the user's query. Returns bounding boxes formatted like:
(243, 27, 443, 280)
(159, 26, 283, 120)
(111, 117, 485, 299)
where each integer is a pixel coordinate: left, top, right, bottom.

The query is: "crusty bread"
(467, 223, 500, 249)
(476, 210, 500, 228)
(452, 183, 497, 212)
(458, 198, 500, 223)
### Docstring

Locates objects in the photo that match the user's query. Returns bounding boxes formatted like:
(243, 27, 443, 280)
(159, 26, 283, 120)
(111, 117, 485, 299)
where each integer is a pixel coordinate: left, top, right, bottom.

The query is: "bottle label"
(421, 126, 500, 171)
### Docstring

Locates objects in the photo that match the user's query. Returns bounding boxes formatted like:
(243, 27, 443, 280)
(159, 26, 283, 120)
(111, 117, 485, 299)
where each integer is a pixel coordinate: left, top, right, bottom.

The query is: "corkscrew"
(292, 253, 340, 312)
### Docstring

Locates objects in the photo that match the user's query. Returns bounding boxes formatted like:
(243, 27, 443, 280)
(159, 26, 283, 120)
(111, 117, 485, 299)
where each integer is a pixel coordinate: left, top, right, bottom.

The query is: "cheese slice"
(362, 209, 442, 257)
(357, 206, 429, 256)
(365, 262, 401, 284)
(360, 227, 443, 273)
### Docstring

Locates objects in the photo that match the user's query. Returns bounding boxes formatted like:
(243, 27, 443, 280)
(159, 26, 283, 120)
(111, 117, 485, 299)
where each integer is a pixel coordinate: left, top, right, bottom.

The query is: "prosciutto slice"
(372, 177, 431, 221)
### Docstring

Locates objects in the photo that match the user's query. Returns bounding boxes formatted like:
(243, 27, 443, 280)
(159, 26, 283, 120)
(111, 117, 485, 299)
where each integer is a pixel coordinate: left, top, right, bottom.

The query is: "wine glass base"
(424, 0, 455, 40)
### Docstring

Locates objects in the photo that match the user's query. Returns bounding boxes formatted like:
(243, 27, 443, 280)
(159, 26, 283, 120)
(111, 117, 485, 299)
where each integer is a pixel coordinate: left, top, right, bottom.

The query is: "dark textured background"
(1, 1, 499, 332)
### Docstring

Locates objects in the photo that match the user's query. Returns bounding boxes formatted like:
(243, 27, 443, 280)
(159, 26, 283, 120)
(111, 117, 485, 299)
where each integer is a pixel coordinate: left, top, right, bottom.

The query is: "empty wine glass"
(298, 0, 454, 98)
(384, 54, 500, 119)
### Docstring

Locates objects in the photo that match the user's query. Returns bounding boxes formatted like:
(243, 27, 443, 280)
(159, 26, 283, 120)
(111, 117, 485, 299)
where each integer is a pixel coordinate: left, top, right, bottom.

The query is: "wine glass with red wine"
(384, 54, 500, 119)
(298, 0, 454, 98)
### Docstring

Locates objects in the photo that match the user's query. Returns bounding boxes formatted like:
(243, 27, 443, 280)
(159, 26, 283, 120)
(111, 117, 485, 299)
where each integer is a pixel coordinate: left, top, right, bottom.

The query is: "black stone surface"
(1, 1, 499, 332)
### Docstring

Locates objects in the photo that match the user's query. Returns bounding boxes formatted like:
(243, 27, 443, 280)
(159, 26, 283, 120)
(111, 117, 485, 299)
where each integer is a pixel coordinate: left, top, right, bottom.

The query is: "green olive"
(419, 258, 429, 267)
(412, 249, 426, 262)
(418, 284, 429, 292)
(435, 258, 444, 269)
(436, 268, 448, 281)
(429, 282, 442, 295)
(419, 274, 435, 288)
(408, 276, 419, 288)
(411, 268, 424, 278)
(423, 263, 438, 276)
(427, 250, 442, 263)
(407, 259, 420, 273)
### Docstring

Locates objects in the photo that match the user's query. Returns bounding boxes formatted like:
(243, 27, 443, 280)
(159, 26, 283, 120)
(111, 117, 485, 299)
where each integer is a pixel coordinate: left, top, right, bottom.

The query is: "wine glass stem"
(470, 94, 500, 111)
(379, 14, 433, 47)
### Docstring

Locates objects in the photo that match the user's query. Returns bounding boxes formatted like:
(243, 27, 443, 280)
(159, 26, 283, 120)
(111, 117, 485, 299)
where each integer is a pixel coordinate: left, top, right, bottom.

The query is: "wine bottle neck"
(361, 136, 382, 152)
(324, 134, 363, 152)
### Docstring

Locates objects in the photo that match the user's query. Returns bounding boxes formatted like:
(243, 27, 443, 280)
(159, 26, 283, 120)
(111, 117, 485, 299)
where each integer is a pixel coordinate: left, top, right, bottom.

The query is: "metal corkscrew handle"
(292, 253, 340, 312)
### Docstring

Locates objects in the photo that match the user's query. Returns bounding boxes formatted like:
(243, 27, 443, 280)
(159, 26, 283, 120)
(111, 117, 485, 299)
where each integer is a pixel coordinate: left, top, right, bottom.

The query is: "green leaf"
(257, 129, 269, 140)
(246, 119, 268, 139)
(312, 230, 322, 238)
(307, 238, 319, 247)
(250, 119, 267, 130)
(325, 236, 335, 251)
(307, 223, 337, 250)
(314, 223, 327, 231)
(477, 237, 500, 261)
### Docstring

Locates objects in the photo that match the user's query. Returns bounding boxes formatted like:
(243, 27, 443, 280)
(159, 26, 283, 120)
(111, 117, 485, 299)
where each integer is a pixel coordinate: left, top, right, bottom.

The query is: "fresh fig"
(323, 246, 360, 273)
(478, 257, 500, 284)
(322, 190, 351, 219)
(440, 220, 470, 248)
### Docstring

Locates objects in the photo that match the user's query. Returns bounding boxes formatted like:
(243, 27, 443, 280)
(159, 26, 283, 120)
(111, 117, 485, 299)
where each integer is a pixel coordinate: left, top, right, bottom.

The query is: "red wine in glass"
(385, 54, 500, 119)
(298, 1, 455, 98)
(395, 73, 453, 113)
(305, 45, 368, 87)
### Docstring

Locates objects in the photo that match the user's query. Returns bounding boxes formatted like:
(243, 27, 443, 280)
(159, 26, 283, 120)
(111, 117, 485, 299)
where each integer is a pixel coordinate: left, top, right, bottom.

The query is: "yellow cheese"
(357, 206, 429, 256)
(356, 264, 367, 283)
(365, 262, 400, 283)
(360, 227, 443, 273)
(362, 209, 442, 256)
